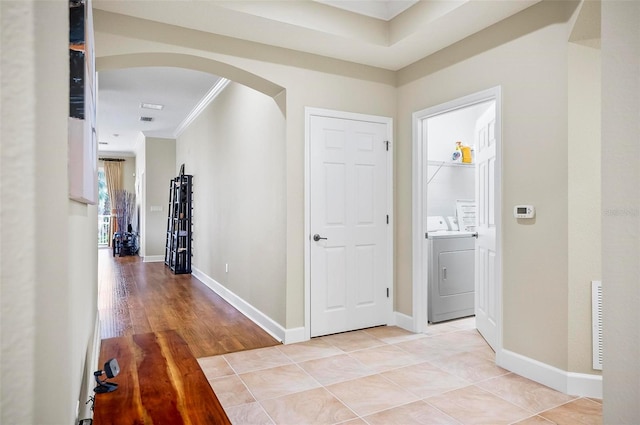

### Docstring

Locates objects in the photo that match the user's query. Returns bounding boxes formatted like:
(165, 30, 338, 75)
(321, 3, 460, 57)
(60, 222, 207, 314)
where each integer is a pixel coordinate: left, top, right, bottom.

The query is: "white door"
(309, 115, 390, 337)
(475, 104, 498, 350)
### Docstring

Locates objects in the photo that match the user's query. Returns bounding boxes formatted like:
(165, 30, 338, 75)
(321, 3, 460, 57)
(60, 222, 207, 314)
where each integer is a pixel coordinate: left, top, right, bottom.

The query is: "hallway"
(94, 249, 279, 424)
(97, 249, 280, 357)
(96, 250, 602, 424)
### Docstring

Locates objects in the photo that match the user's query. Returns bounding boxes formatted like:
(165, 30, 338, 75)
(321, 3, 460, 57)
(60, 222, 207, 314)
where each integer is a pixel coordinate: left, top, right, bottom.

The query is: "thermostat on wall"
(514, 205, 535, 219)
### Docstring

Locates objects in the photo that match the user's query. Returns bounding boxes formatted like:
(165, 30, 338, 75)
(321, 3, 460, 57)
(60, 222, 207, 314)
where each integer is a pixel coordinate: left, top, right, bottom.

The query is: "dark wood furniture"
(164, 171, 193, 274)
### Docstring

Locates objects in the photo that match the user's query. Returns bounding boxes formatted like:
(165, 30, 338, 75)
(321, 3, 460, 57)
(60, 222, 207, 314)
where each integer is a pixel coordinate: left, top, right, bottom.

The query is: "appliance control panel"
(513, 205, 535, 219)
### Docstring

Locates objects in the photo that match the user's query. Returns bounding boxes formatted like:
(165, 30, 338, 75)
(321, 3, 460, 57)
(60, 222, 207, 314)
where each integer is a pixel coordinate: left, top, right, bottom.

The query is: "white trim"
(90, 311, 102, 373)
(411, 87, 502, 347)
(304, 107, 394, 340)
(173, 78, 230, 138)
(283, 327, 306, 345)
(78, 312, 102, 421)
(393, 311, 414, 333)
(191, 266, 307, 344)
(498, 349, 603, 398)
(567, 372, 603, 399)
(411, 108, 427, 334)
(143, 255, 165, 263)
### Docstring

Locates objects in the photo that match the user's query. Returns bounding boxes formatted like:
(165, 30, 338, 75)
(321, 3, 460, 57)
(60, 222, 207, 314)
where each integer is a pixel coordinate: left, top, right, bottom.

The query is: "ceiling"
(95, 0, 540, 155)
(98, 67, 222, 154)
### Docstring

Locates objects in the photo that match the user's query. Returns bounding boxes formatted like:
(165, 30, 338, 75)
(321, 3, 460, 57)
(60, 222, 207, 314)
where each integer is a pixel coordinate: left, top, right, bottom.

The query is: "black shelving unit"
(164, 170, 193, 274)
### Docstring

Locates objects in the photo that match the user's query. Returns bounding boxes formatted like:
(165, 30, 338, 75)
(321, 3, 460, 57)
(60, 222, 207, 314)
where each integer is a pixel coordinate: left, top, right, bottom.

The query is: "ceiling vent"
(140, 116, 154, 122)
(140, 102, 164, 110)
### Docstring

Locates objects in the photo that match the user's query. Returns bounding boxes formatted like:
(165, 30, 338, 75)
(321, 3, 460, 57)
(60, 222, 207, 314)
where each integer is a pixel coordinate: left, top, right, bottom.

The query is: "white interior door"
(475, 104, 498, 350)
(309, 115, 390, 337)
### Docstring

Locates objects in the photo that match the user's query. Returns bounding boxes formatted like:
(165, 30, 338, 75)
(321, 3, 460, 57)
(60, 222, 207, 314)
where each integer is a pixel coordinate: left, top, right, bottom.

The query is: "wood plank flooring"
(94, 249, 280, 424)
(97, 249, 280, 358)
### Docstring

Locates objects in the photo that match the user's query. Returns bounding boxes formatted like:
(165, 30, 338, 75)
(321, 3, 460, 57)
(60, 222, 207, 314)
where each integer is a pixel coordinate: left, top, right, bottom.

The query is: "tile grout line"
(197, 324, 602, 425)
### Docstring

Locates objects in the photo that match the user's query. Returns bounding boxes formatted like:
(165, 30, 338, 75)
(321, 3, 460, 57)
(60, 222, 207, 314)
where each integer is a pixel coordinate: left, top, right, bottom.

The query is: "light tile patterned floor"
(198, 318, 602, 425)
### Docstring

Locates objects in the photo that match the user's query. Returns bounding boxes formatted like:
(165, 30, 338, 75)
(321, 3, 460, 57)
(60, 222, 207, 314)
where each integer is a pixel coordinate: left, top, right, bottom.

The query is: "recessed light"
(140, 102, 164, 110)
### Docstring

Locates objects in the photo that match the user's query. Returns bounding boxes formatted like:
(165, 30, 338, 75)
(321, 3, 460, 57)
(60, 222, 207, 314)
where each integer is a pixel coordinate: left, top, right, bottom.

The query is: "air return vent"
(592, 280, 603, 370)
(140, 116, 154, 122)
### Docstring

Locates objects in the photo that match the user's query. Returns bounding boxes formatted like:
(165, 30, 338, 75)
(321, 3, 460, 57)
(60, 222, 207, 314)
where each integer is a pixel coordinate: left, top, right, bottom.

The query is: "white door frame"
(304, 107, 394, 341)
(411, 87, 502, 346)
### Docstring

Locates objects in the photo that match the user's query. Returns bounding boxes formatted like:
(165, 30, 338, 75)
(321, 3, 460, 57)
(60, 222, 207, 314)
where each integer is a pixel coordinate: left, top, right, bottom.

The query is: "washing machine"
(427, 218, 476, 323)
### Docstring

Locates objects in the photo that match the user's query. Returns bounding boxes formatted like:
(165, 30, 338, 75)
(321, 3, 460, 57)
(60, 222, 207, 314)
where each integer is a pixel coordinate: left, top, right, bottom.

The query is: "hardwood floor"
(93, 249, 280, 424)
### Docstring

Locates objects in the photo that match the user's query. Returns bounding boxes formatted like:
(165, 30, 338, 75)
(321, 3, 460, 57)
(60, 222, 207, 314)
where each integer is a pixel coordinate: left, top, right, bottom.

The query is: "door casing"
(411, 87, 502, 351)
(304, 107, 394, 341)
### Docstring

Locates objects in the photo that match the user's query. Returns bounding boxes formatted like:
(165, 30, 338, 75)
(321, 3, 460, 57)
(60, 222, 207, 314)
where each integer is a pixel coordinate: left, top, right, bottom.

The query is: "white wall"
(426, 103, 491, 218)
(601, 0, 640, 422)
(1, 1, 98, 423)
(427, 103, 491, 161)
(177, 82, 287, 325)
(426, 165, 474, 219)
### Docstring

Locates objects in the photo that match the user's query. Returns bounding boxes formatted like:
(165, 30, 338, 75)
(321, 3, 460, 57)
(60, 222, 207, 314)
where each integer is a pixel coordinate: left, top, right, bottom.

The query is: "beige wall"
(568, 42, 601, 375)
(132, 135, 175, 258)
(135, 132, 147, 255)
(397, 1, 577, 370)
(601, 1, 640, 422)
(1, 1, 98, 423)
(177, 82, 287, 325)
(94, 13, 397, 328)
(143, 137, 176, 258)
(93, 0, 612, 382)
(5, 1, 638, 423)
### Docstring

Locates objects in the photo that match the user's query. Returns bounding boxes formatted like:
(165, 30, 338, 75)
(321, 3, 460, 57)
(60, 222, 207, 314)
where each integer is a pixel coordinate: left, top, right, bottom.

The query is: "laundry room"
(425, 100, 495, 325)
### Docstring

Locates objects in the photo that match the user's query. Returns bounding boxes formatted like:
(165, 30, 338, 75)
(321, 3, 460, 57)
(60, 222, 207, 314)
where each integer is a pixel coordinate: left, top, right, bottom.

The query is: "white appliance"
(427, 216, 475, 323)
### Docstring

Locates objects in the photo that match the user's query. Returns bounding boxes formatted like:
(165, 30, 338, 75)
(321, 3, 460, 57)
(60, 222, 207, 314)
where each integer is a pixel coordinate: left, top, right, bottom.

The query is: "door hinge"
(386, 288, 389, 298)
(386, 214, 389, 224)
(385, 140, 390, 151)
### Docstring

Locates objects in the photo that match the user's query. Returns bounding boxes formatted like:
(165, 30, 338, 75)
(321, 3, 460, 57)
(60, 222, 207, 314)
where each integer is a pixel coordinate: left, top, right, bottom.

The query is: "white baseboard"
(498, 349, 602, 398)
(567, 371, 603, 398)
(394, 311, 415, 333)
(143, 255, 165, 263)
(353, 313, 604, 399)
(77, 312, 102, 422)
(284, 327, 306, 345)
(192, 266, 299, 344)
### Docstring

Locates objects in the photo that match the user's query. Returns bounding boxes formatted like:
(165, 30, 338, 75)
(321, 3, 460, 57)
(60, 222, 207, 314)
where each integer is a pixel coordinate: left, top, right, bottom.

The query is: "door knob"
(313, 234, 327, 241)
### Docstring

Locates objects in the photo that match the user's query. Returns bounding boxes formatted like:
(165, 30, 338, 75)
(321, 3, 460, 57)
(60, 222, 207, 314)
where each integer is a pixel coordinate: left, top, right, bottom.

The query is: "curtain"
(104, 161, 123, 246)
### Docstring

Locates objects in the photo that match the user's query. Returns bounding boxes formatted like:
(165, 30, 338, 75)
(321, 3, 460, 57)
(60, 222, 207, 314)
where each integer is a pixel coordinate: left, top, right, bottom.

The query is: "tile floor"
(197, 318, 602, 425)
